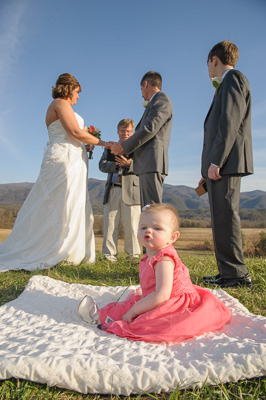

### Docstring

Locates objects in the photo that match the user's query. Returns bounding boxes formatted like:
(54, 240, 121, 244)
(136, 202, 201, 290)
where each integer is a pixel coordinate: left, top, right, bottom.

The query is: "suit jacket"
(99, 149, 140, 206)
(121, 91, 173, 175)
(201, 69, 254, 178)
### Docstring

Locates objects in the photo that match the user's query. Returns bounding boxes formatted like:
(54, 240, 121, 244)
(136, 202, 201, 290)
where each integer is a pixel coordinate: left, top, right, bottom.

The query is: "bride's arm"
(54, 100, 107, 146)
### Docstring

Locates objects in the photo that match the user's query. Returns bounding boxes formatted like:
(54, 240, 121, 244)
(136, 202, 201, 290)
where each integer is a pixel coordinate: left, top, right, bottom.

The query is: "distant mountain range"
(0, 180, 266, 211)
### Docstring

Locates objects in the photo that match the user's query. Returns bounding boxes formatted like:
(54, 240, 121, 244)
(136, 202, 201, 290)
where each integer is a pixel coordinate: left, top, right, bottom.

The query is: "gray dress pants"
(207, 175, 248, 279)
(138, 172, 166, 208)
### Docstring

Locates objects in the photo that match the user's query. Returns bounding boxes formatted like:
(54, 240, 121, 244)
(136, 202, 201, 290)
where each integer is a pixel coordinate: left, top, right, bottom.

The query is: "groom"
(110, 71, 173, 207)
(199, 41, 254, 288)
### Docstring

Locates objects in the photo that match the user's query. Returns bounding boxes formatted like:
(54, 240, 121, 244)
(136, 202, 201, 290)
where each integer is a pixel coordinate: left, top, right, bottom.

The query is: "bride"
(0, 73, 109, 272)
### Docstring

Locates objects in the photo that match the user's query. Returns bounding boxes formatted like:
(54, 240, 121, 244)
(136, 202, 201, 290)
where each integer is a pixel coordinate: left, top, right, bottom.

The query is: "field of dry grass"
(1, 227, 265, 253)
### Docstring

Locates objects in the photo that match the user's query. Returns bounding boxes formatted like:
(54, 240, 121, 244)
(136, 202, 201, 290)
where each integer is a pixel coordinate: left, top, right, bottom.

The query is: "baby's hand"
(122, 309, 138, 323)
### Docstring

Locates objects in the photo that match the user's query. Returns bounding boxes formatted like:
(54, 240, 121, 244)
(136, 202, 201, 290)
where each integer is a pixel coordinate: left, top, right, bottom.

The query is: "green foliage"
(178, 209, 211, 220)
(1, 205, 265, 230)
(243, 231, 266, 257)
(202, 240, 214, 251)
(254, 231, 266, 256)
(240, 209, 266, 222)
(0, 205, 20, 228)
(180, 220, 205, 228)
(241, 230, 245, 249)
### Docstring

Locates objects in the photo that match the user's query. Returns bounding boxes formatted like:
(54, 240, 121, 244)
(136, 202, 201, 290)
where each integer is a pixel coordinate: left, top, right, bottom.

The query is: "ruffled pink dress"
(99, 245, 231, 343)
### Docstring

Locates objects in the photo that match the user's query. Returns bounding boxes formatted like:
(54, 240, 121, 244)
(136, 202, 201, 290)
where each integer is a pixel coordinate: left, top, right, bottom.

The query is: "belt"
(111, 183, 122, 188)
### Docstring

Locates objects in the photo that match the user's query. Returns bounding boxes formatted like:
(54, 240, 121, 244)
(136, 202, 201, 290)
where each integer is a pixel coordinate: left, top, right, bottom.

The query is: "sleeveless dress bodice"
(140, 245, 196, 299)
(47, 113, 84, 145)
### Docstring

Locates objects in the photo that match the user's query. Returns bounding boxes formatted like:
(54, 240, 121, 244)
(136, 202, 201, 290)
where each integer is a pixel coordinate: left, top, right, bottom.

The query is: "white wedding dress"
(0, 113, 95, 272)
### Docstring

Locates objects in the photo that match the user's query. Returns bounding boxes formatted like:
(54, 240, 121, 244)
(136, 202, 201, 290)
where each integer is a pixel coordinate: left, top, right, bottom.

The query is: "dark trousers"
(207, 175, 248, 279)
(138, 172, 166, 208)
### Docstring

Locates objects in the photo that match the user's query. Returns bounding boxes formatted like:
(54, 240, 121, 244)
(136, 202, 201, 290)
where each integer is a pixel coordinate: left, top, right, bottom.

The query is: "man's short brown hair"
(140, 71, 162, 90)
(208, 41, 239, 67)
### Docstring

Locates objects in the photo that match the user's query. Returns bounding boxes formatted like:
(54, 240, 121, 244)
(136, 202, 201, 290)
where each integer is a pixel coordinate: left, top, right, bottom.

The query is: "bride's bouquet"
(84, 125, 101, 159)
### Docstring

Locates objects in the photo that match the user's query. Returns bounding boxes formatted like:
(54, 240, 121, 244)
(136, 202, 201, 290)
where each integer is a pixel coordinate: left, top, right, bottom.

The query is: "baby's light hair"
(141, 203, 179, 231)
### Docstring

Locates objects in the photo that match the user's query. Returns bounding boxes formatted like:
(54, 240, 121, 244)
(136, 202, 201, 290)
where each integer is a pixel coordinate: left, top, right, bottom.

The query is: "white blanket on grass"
(0, 275, 265, 395)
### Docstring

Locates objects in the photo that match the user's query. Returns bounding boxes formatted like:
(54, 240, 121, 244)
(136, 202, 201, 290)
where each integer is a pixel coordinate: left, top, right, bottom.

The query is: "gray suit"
(122, 91, 173, 206)
(99, 149, 141, 261)
(201, 69, 254, 278)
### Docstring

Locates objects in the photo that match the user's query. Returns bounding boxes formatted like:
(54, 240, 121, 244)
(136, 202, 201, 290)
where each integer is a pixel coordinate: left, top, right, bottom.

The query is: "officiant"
(99, 119, 141, 262)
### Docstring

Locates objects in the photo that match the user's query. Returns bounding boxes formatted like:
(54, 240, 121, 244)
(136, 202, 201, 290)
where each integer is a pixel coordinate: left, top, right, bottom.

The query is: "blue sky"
(0, 0, 265, 192)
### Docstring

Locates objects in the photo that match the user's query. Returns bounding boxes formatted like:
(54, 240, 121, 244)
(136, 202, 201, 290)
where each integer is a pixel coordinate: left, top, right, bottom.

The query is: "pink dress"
(99, 245, 231, 343)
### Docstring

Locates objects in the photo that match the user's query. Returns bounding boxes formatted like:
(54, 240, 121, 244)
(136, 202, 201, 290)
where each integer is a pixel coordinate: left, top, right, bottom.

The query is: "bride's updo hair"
(52, 73, 81, 99)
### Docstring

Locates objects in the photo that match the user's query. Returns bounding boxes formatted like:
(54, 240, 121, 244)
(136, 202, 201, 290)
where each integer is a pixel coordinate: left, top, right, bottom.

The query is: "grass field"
(0, 230, 265, 399)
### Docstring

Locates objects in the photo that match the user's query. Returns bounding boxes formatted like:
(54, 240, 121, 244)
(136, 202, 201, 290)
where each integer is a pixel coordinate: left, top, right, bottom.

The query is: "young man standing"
(199, 41, 254, 288)
(110, 71, 173, 207)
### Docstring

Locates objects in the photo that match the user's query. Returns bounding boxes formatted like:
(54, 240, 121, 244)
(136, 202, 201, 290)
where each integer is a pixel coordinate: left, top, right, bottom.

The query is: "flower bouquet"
(84, 125, 101, 159)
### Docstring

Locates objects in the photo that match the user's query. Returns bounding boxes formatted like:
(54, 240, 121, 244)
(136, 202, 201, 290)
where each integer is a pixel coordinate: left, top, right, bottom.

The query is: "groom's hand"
(110, 142, 124, 155)
(208, 164, 222, 180)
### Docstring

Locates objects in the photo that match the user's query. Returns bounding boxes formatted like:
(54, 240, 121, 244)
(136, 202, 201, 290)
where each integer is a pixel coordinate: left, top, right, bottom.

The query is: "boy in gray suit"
(99, 119, 141, 262)
(199, 41, 253, 288)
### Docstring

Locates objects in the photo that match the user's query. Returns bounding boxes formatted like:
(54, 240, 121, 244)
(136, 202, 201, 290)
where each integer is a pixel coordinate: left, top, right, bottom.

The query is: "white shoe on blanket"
(78, 295, 99, 324)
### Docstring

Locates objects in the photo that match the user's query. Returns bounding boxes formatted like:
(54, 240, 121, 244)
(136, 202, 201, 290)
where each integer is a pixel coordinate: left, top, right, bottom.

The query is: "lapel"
(204, 84, 222, 123)
(136, 103, 150, 129)
(135, 91, 162, 128)
(205, 98, 215, 123)
(205, 80, 224, 124)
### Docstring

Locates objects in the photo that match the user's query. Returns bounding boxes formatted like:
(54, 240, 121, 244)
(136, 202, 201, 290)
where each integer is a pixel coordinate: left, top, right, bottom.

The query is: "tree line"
(0, 205, 265, 230)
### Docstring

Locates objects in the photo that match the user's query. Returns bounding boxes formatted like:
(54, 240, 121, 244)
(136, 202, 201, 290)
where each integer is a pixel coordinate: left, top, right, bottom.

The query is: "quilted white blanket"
(0, 276, 265, 395)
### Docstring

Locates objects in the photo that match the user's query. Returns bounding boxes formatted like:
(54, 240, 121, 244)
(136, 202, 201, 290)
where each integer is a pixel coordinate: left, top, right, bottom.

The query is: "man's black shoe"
(206, 273, 252, 288)
(203, 274, 221, 282)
